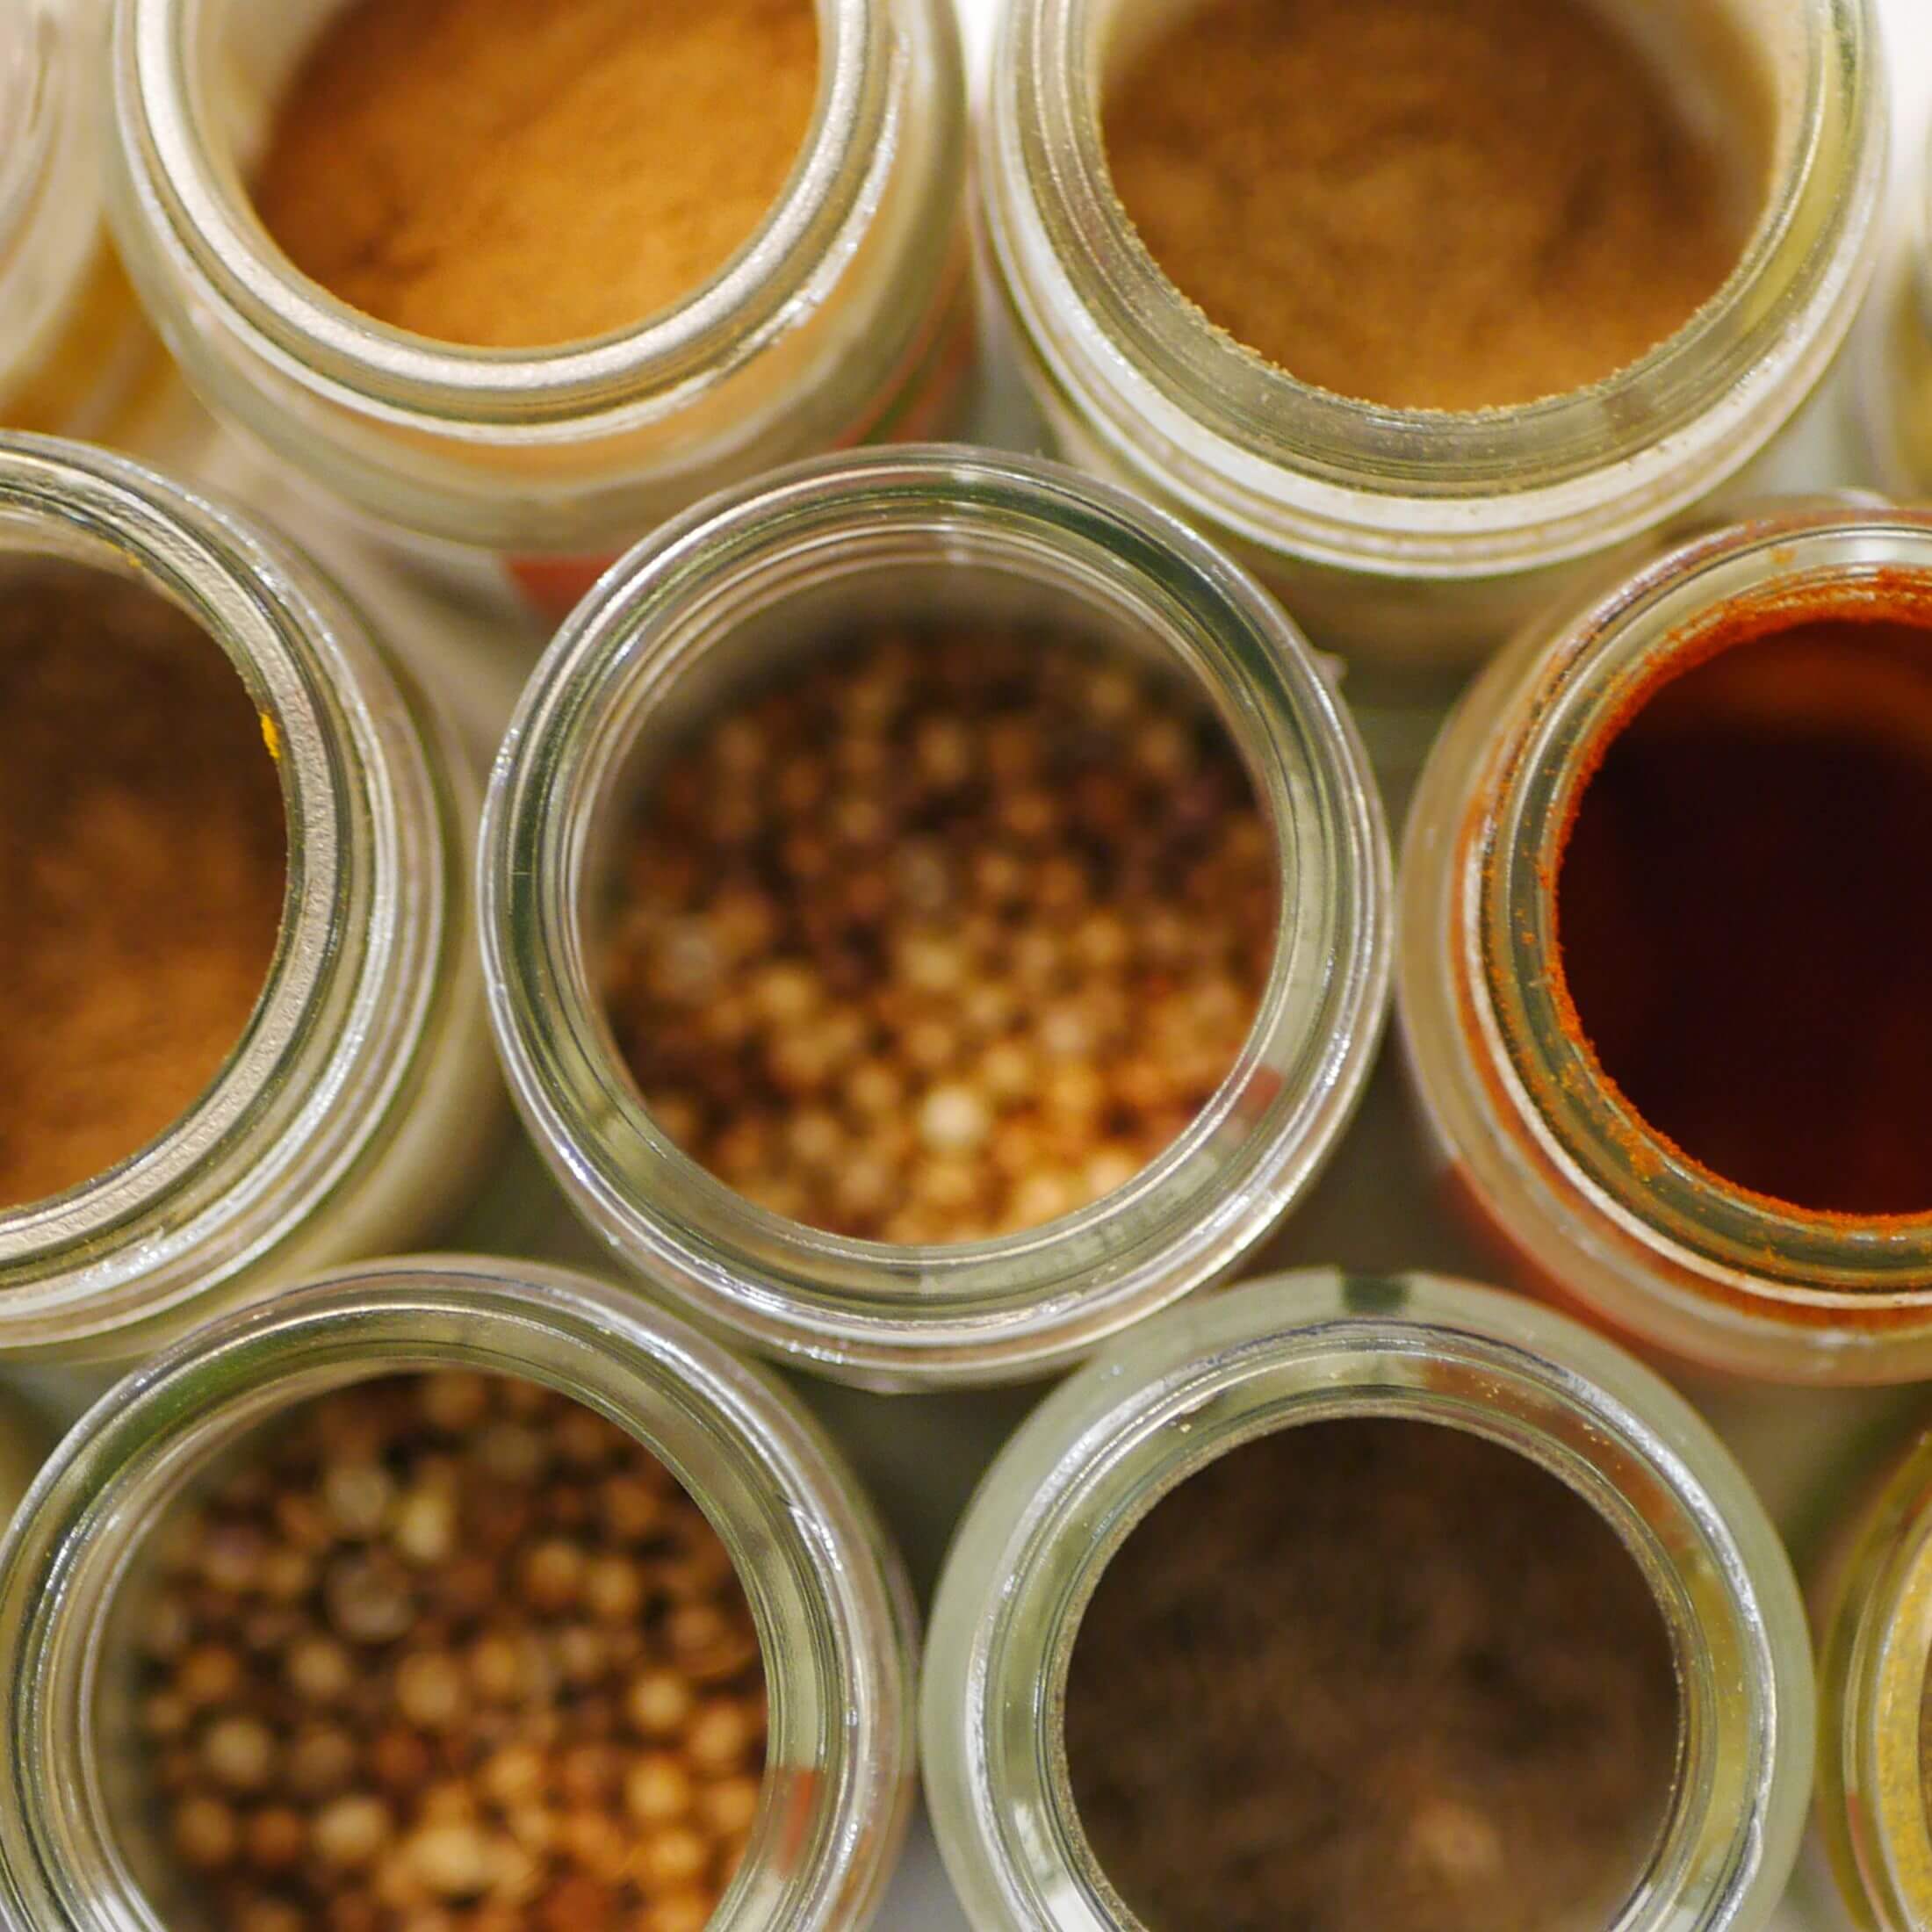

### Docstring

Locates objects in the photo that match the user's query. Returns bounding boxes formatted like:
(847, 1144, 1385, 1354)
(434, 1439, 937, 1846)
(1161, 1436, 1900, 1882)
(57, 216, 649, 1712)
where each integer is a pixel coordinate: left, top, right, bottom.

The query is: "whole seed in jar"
(131, 1373, 765, 1932)
(602, 627, 1279, 1241)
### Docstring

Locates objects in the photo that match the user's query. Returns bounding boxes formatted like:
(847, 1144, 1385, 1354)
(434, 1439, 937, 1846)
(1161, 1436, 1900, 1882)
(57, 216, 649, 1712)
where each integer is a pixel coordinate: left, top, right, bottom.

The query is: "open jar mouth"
(987, 0, 1884, 560)
(1476, 511, 1932, 1303)
(0, 1259, 915, 1932)
(0, 434, 444, 1355)
(920, 1272, 1811, 1932)
(481, 445, 1389, 1381)
(114, 0, 893, 427)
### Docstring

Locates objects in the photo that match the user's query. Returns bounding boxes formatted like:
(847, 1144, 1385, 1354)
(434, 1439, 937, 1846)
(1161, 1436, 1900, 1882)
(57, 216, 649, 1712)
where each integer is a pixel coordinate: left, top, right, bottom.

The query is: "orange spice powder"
(251, 0, 819, 350)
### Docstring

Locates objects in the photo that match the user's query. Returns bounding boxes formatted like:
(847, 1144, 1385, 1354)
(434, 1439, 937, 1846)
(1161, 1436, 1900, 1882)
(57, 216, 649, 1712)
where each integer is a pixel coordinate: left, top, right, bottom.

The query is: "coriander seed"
(131, 1374, 766, 1931)
(604, 626, 1277, 1242)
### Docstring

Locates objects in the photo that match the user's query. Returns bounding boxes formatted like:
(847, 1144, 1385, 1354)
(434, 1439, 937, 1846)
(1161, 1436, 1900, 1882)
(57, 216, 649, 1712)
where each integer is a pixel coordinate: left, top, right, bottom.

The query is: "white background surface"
(857, 0, 1932, 1927)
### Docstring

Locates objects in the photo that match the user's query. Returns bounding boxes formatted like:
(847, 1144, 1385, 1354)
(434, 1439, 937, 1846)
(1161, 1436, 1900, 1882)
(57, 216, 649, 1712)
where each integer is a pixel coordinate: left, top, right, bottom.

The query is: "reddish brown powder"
(1063, 1420, 1681, 1932)
(0, 566, 286, 1208)
(1103, 0, 1752, 410)
(251, 0, 819, 349)
(1557, 615, 1932, 1219)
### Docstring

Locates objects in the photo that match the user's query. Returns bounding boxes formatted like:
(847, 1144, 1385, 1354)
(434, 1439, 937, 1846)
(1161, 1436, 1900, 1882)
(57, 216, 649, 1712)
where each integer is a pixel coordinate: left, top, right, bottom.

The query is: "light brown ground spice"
(1063, 1419, 1682, 1932)
(602, 628, 1277, 1242)
(132, 1373, 766, 1932)
(0, 565, 285, 1208)
(1104, 0, 1752, 411)
(251, 0, 819, 349)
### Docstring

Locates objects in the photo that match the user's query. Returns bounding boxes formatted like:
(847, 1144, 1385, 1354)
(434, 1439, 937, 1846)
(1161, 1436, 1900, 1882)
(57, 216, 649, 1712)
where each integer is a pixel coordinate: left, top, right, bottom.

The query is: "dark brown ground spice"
(1063, 1420, 1681, 1932)
(1557, 615, 1932, 1219)
(1103, 0, 1752, 411)
(0, 564, 285, 1208)
(602, 628, 1277, 1242)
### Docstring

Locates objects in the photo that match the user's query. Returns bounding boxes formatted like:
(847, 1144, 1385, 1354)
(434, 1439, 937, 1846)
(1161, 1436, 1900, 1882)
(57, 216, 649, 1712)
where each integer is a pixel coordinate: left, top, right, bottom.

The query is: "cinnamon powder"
(1063, 1420, 1681, 1932)
(1104, 0, 1754, 411)
(0, 566, 286, 1208)
(1557, 610, 1932, 1220)
(251, 0, 819, 350)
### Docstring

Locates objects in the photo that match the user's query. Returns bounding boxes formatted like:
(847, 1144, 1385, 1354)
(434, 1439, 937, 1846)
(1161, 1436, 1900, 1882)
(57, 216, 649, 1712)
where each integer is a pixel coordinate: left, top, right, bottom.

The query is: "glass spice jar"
(0, 1256, 919, 1932)
(0, 434, 501, 1376)
(1859, 128, 1932, 501)
(0, 0, 173, 445)
(482, 445, 1391, 1388)
(981, 0, 1885, 678)
(1811, 1422, 1932, 1932)
(105, 0, 971, 623)
(921, 1269, 1813, 1932)
(1399, 504, 1932, 1386)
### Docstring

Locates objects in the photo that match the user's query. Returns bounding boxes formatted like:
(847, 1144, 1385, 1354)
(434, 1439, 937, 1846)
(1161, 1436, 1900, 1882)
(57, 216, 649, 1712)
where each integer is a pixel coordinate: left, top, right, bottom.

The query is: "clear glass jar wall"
(1399, 506, 1932, 1385)
(0, 1258, 919, 1932)
(0, 0, 169, 444)
(921, 1271, 1813, 1932)
(105, 0, 970, 616)
(982, 0, 1885, 674)
(1810, 1426, 1932, 1932)
(0, 435, 501, 1371)
(481, 446, 1391, 1388)
(1860, 129, 1932, 500)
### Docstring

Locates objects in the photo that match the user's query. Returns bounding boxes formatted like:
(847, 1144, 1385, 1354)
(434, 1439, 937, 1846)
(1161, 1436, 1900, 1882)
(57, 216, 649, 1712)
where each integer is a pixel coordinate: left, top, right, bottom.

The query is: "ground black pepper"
(1063, 1419, 1681, 1932)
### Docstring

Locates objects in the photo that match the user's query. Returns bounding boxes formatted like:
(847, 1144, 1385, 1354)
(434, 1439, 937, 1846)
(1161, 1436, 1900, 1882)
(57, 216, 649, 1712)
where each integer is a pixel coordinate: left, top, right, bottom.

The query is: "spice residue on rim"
(600, 626, 1278, 1243)
(130, 1372, 766, 1932)
(1555, 605, 1932, 1220)
(250, 0, 818, 349)
(1102, 0, 1757, 411)
(0, 563, 285, 1208)
(1063, 1418, 1681, 1932)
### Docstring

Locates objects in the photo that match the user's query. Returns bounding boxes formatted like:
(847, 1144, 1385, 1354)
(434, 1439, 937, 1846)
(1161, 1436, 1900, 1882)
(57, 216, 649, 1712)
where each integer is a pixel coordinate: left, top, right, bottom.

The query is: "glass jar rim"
(1477, 509, 1932, 1306)
(1818, 1429, 1932, 1927)
(0, 433, 450, 1355)
(984, 0, 1885, 569)
(0, 1256, 918, 1932)
(480, 443, 1391, 1383)
(920, 1270, 1812, 1932)
(113, 0, 905, 432)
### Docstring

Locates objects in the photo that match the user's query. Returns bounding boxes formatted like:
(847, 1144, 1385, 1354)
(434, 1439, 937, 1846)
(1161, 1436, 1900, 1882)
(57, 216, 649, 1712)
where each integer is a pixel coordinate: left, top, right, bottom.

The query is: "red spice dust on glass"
(1553, 584, 1932, 1224)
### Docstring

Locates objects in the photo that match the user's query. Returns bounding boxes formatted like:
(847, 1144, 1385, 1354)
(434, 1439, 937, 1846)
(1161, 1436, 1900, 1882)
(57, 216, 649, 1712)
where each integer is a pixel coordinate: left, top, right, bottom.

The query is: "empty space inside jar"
(1096, 0, 1779, 410)
(101, 1370, 768, 1932)
(1555, 599, 1932, 1220)
(580, 562, 1284, 1246)
(0, 552, 286, 1208)
(1059, 1416, 1683, 1932)
(200, 0, 822, 348)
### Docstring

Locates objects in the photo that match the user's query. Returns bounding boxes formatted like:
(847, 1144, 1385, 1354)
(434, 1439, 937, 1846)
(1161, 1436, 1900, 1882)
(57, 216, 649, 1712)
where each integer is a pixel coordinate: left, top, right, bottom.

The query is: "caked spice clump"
(602, 629, 1277, 1241)
(0, 563, 285, 1208)
(1063, 1420, 1682, 1932)
(132, 1374, 765, 1932)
